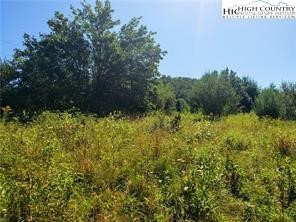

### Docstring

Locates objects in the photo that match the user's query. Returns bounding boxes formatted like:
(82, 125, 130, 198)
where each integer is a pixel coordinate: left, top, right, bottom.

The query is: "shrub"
(254, 86, 281, 118)
(224, 134, 251, 151)
(175, 98, 190, 112)
(274, 133, 296, 157)
(280, 82, 296, 120)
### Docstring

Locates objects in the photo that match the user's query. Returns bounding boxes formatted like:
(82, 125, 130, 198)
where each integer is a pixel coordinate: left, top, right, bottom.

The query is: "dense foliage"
(1, 0, 295, 120)
(0, 0, 166, 115)
(159, 76, 197, 105)
(190, 70, 240, 115)
(254, 85, 282, 119)
(1, 112, 296, 221)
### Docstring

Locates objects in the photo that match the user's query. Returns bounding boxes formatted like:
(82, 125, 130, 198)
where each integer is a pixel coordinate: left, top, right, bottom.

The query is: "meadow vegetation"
(1, 112, 296, 221)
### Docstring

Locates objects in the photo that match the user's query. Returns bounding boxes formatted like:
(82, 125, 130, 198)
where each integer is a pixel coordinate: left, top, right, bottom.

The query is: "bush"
(176, 98, 190, 112)
(254, 86, 281, 118)
(280, 82, 296, 120)
(191, 70, 240, 116)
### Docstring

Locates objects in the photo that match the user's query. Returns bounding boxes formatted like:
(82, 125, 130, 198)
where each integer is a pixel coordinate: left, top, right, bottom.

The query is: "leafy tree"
(191, 71, 240, 116)
(11, 12, 91, 112)
(70, 1, 165, 114)
(0, 59, 18, 111)
(254, 85, 281, 118)
(280, 82, 296, 120)
(71, 0, 122, 113)
(3, 0, 166, 115)
(241, 77, 259, 112)
(155, 82, 176, 114)
(118, 17, 165, 113)
(221, 68, 259, 112)
(176, 98, 190, 112)
(160, 76, 197, 104)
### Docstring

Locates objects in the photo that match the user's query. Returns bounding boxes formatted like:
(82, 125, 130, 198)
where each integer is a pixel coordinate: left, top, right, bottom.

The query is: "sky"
(1, 0, 295, 87)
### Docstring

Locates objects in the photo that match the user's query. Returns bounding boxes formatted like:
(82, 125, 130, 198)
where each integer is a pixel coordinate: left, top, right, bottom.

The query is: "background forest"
(1, 0, 295, 120)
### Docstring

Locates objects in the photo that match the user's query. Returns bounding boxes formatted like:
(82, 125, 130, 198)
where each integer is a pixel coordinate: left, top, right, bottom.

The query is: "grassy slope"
(0, 112, 296, 221)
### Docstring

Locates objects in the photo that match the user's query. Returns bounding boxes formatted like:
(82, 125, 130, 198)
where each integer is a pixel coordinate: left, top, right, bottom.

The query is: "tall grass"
(1, 112, 296, 221)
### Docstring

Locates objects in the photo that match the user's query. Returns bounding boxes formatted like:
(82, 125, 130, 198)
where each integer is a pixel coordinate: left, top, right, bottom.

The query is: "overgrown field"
(1, 112, 296, 221)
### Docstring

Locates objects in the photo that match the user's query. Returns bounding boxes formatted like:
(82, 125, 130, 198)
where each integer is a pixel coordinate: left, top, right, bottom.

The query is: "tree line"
(158, 72, 296, 120)
(1, 0, 295, 120)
